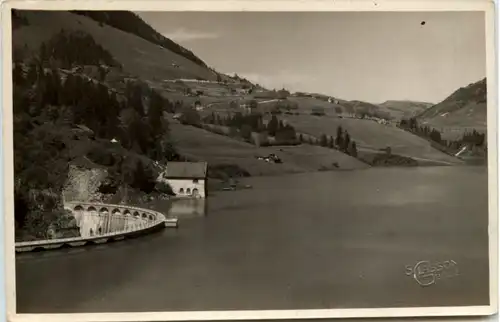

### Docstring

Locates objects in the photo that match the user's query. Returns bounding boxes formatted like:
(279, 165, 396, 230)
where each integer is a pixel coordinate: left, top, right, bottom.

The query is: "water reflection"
(169, 198, 207, 218)
(145, 198, 208, 219)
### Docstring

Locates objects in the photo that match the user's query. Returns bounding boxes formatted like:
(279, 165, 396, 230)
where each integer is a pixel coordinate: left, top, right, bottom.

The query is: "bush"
(367, 153, 418, 167)
(311, 106, 325, 116)
(179, 108, 202, 127)
(240, 124, 252, 141)
(155, 181, 175, 195)
(86, 146, 116, 166)
(15, 188, 69, 240)
(130, 160, 157, 193)
(207, 164, 250, 179)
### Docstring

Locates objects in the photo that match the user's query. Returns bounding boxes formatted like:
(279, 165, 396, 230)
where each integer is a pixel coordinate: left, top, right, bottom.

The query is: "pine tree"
(343, 132, 351, 152)
(267, 115, 279, 137)
(320, 134, 328, 147)
(126, 82, 144, 117)
(349, 141, 358, 157)
(63, 74, 76, 106)
(39, 42, 49, 65)
(50, 68, 62, 106)
(335, 126, 344, 147)
(148, 90, 165, 140)
(328, 136, 334, 148)
(132, 161, 146, 188)
(98, 65, 107, 81)
(12, 63, 25, 86)
(26, 63, 38, 85)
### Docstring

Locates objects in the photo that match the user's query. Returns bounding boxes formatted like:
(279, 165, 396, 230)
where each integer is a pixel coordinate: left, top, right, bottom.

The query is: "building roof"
(163, 162, 208, 179)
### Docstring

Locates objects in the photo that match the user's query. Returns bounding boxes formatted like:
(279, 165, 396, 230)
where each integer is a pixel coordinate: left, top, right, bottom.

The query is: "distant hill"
(417, 78, 487, 130)
(341, 100, 395, 119)
(379, 100, 433, 119)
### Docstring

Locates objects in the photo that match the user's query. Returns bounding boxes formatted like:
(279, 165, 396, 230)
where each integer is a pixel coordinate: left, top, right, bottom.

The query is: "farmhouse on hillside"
(328, 97, 340, 104)
(194, 100, 205, 111)
(158, 162, 208, 198)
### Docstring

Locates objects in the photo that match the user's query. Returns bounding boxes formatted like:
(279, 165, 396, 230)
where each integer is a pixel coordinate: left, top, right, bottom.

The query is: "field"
(279, 114, 461, 163)
(379, 100, 434, 120)
(421, 102, 487, 142)
(169, 120, 368, 177)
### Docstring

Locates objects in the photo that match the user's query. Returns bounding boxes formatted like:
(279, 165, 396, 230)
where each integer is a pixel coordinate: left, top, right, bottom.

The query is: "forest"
(13, 29, 178, 239)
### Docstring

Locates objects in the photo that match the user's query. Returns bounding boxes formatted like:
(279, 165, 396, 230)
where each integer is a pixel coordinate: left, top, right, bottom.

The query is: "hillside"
(417, 78, 487, 139)
(168, 119, 368, 176)
(13, 10, 218, 82)
(379, 100, 433, 119)
(71, 11, 208, 68)
(278, 114, 460, 164)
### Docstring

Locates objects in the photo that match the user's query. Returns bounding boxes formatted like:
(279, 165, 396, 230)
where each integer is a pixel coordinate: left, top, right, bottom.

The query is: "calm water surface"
(16, 167, 489, 313)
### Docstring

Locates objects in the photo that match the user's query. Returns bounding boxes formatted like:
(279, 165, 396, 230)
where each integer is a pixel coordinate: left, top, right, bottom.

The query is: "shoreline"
(14, 162, 486, 243)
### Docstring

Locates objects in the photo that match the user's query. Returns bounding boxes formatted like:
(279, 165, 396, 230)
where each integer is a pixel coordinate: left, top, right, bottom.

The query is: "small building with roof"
(157, 162, 208, 198)
(194, 100, 205, 111)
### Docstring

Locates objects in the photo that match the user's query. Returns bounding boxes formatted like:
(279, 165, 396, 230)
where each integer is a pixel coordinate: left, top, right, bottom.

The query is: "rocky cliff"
(62, 165, 110, 203)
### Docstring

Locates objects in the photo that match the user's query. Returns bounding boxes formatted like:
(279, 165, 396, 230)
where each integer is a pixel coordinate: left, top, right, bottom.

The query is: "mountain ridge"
(417, 78, 486, 129)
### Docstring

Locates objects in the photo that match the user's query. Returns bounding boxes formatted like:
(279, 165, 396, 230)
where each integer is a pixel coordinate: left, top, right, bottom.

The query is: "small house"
(158, 162, 208, 198)
(194, 101, 205, 111)
(328, 97, 340, 104)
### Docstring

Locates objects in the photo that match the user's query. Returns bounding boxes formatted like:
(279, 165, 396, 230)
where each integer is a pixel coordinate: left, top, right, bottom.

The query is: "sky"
(137, 11, 486, 104)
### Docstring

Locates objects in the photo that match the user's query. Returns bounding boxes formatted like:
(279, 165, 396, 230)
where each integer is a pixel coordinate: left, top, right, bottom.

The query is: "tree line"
(298, 126, 358, 157)
(38, 29, 121, 69)
(198, 112, 298, 145)
(399, 117, 443, 143)
(399, 117, 486, 151)
(14, 62, 177, 161)
(180, 106, 359, 157)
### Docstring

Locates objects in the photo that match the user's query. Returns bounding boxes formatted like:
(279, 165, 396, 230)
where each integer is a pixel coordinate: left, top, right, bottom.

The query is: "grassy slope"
(71, 11, 208, 68)
(378, 100, 433, 119)
(280, 114, 460, 163)
(163, 82, 461, 165)
(168, 120, 368, 176)
(14, 11, 217, 82)
(417, 78, 487, 140)
(287, 97, 339, 115)
(287, 96, 407, 120)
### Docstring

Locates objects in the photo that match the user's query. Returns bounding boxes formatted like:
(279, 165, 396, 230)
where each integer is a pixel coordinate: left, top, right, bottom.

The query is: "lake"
(16, 166, 490, 313)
